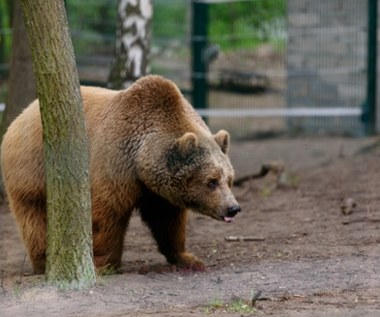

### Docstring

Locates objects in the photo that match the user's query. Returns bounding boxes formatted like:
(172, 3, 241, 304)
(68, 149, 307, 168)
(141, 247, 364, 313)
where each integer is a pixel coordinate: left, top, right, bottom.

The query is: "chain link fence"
(0, 0, 375, 137)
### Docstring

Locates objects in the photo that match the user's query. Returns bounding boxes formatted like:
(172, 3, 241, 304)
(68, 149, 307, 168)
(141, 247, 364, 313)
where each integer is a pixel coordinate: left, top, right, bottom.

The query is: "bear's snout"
(227, 205, 241, 217)
(221, 204, 241, 223)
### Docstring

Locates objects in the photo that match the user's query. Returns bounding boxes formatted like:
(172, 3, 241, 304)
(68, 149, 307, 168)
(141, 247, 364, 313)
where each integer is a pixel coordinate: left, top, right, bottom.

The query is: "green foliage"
(65, 0, 117, 57)
(152, 0, 187, 39)
(62, 0, 286, 56)
(209, 0, 286, 49)
(65, 0, 117, 35)
(65, 0, 189, 56)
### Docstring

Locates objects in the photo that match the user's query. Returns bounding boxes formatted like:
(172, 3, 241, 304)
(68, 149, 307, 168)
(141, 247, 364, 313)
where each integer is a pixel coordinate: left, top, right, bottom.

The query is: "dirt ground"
(1, 136, 380, 317)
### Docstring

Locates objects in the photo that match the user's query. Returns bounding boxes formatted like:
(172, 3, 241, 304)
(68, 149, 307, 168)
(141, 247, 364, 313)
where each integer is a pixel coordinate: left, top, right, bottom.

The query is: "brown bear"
(1, 75, 240, 274)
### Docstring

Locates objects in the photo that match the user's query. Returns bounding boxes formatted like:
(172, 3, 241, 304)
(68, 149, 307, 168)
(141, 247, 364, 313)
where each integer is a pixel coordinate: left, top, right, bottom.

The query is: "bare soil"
(1, 136, 380, 317)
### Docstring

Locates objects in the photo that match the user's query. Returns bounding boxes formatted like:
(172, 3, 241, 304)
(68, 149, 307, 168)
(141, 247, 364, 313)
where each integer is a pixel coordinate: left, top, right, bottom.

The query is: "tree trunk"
(108, 0, 153, 89)
(20, 0, 95, 289)
(0, 0, 36, 202)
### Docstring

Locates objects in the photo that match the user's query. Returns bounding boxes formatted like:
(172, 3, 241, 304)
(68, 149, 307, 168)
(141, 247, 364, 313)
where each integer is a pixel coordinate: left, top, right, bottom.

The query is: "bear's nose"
(227, 205, 241, 217)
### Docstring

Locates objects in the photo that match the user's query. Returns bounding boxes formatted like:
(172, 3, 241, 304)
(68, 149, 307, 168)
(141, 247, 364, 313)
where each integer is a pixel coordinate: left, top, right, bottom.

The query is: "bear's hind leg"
(9, 196, 47, 274)
(92, 206, 132, 273)
(139, 191, 205, 270)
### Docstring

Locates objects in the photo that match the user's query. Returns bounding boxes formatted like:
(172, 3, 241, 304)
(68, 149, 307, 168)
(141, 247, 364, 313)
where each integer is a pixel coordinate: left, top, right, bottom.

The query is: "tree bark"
(0, 0, 36, 202)
(108, 0, 153, 89)
(20, 0, 95, 289)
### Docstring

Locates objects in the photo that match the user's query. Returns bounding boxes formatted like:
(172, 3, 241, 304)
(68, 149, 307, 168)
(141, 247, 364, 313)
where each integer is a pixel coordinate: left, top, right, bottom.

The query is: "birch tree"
(108, 0, 153, 89)
(20, 0, 95, 289)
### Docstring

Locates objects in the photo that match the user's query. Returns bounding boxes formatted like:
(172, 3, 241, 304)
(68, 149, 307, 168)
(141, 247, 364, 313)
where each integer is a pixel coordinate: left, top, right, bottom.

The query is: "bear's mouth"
(223, 216, 234, 223)
(192, 206, 239, 223)
(214, 205, 241, 223)
(211, 214, 235, 223)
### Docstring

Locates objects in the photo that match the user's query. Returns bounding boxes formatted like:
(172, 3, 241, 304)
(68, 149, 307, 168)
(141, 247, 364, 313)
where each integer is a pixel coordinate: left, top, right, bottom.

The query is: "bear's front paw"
(174, 252, 206, 271)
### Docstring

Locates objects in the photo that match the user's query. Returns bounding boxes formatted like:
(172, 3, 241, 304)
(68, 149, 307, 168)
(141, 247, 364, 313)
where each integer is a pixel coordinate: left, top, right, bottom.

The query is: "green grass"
(204, 297, 257, 314)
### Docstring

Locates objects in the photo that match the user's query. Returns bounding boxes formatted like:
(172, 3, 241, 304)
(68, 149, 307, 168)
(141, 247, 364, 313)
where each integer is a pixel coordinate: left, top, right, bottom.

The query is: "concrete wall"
(287, 0, 367, 135)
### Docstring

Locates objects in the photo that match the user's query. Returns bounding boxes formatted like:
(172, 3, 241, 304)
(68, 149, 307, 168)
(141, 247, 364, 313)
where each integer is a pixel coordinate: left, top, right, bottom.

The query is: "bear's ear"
(214, 130, 230, 154)
(177, 132, 198, 154)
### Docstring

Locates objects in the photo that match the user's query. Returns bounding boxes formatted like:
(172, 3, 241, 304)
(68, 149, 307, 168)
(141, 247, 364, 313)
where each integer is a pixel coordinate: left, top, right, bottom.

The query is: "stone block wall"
(287, 0, 367, 135)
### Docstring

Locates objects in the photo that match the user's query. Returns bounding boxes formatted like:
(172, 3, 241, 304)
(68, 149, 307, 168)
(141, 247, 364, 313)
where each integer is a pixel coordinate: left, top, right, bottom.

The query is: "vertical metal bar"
(191, 0, 209, 119)
(362, 0, 377, 134)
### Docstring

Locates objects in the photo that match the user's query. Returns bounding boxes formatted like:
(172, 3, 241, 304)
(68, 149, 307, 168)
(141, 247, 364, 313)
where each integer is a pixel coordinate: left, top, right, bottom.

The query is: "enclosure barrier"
(0, 0, 378, 136)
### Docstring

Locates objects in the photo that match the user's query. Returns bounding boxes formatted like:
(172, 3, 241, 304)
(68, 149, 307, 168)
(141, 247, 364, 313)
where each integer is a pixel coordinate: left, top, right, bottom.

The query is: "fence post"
(362, 0, 377, 134)
(191, 0, 209, 120)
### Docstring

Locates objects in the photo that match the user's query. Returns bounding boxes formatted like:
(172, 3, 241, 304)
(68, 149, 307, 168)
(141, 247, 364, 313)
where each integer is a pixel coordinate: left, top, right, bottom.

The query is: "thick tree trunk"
(108, 0, 153, 89)
(20, 0, 95, 289)
(0, 0, 36, 202)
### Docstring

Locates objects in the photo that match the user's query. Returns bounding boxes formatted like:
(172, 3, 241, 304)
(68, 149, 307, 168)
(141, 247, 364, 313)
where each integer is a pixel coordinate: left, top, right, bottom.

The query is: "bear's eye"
(228, 177, 233, 188)
(207, 179, 219, 189)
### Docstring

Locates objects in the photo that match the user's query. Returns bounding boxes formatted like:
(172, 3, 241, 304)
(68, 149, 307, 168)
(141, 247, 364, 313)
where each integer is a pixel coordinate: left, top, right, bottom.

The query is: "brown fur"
(1, 75, 240, 273)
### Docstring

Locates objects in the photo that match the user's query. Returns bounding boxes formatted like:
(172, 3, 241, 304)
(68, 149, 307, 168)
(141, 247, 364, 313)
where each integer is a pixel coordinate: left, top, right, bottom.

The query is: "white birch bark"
(108, 0, 153, 89)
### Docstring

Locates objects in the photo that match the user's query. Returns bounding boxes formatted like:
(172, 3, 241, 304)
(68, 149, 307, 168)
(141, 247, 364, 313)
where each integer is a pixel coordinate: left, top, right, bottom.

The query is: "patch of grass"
(204, 298, 224, 313)
(204, 297, 256, 314)
(96, 264, 118, 277)
(228, 298, 256, 314)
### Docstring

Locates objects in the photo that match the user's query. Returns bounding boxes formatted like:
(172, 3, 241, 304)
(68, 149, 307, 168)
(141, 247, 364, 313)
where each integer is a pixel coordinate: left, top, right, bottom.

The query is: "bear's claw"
(173, 252, 207, 271)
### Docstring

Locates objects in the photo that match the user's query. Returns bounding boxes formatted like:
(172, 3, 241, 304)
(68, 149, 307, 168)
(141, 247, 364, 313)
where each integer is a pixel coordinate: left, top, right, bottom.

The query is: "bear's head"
(137, 129, 241, 223)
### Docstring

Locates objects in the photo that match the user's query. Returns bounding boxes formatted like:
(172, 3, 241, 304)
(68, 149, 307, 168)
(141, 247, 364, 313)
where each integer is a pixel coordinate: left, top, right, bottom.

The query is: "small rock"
(341, 198, 357, 215)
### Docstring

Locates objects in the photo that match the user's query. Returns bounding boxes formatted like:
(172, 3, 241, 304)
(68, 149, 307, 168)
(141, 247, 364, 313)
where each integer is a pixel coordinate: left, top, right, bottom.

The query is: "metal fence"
(286, 0, 371, 136)
(0, 0, 376, 138)
(190, 0, 372, 137)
